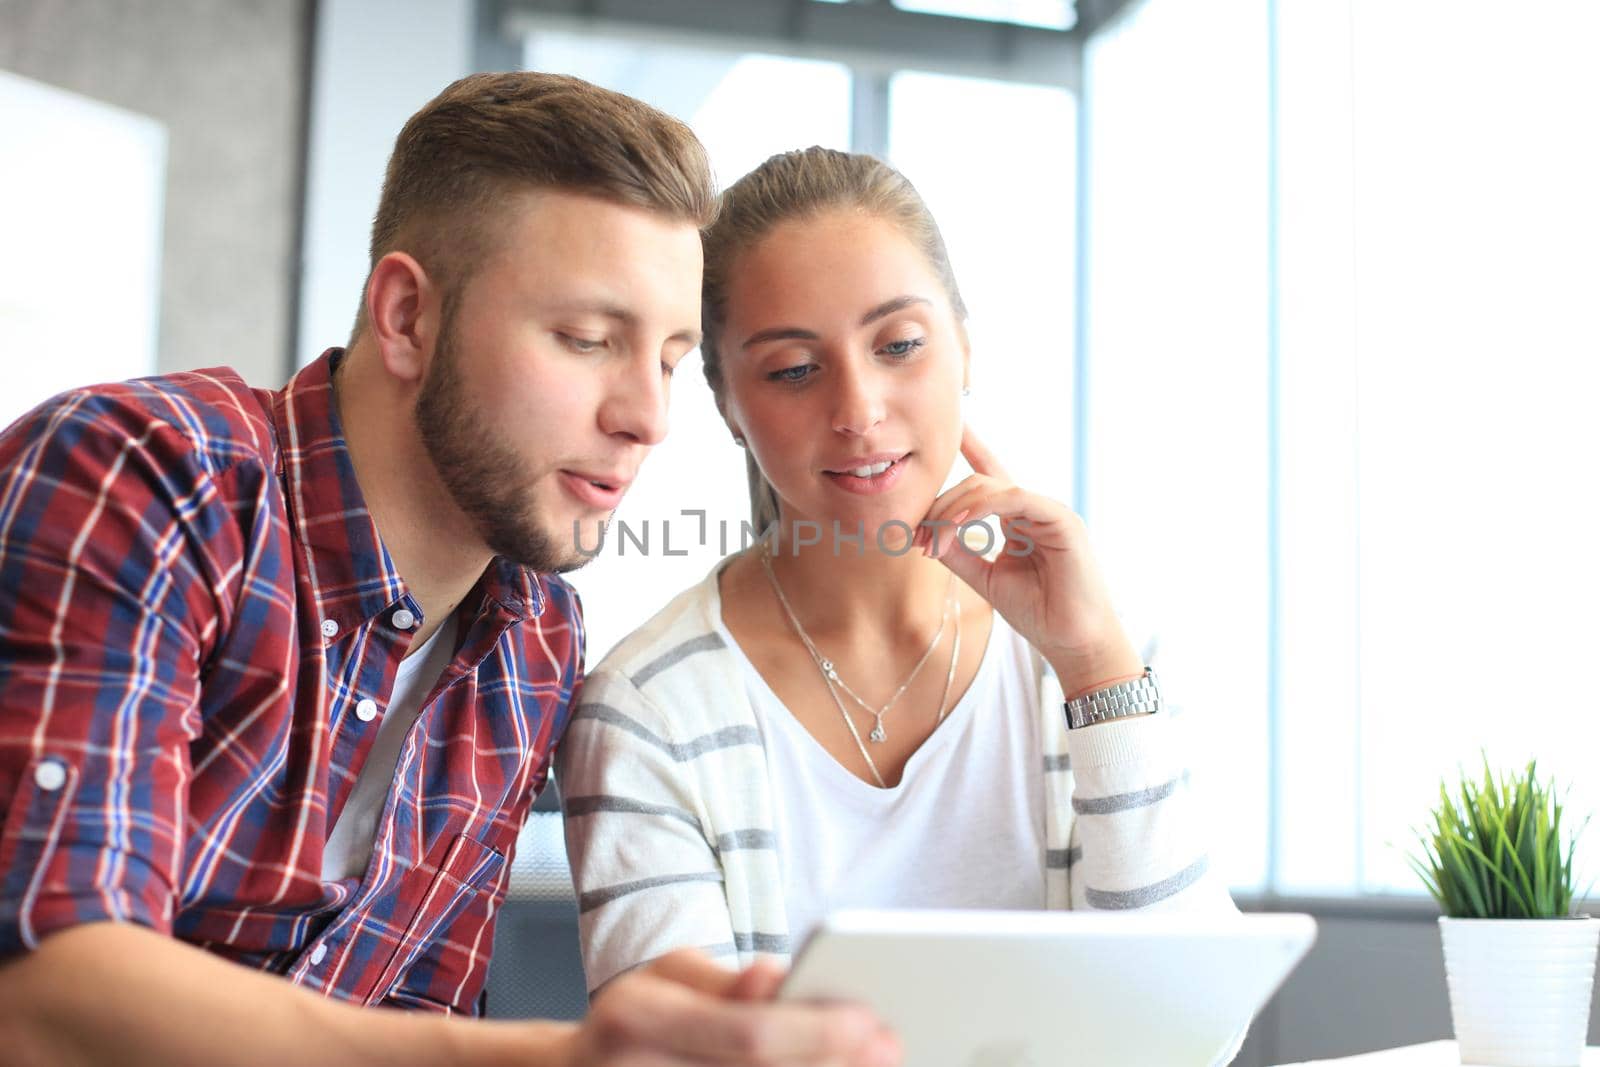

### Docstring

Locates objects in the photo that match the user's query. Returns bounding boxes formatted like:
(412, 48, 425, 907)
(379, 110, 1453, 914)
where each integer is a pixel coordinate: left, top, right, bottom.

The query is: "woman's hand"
(916, 424, 1144, 697)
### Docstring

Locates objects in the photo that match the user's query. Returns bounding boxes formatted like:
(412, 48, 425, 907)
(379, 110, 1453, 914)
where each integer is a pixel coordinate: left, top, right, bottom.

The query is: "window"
(1086, 0, 1600, 896)
(889, 72, 1077, 506)
(1278, 0, 1600, 895)
(0, 72, 164, 428)
(1082, 0, 1272, 891)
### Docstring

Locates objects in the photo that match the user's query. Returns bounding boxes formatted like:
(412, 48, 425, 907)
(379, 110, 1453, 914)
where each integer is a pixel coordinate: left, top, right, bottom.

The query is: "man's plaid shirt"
(0, 349, 583, 1013)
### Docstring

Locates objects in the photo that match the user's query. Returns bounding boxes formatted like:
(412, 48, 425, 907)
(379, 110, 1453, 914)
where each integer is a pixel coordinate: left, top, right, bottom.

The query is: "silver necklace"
(761, 547, 950, 743)
(761, 549, 965, 788)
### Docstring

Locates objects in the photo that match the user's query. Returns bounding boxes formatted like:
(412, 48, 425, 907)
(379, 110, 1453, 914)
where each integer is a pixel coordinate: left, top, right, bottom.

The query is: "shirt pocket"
(363, 832, 505, 1006)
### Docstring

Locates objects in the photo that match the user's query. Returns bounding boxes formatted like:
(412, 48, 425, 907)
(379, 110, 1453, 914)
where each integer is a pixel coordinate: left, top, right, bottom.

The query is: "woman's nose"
(831, 365, 887, 437)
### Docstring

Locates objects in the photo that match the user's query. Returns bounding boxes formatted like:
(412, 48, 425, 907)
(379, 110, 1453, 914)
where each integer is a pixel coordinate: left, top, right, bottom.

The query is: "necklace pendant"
(869, 723, 887, 743)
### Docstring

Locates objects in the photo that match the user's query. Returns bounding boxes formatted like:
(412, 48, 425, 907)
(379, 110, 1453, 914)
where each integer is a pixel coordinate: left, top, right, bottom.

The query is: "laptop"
(779, 909, 1316, 1067)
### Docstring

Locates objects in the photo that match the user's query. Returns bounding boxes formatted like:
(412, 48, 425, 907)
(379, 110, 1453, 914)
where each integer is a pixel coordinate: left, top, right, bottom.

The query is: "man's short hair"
(354, 71, 717, 338)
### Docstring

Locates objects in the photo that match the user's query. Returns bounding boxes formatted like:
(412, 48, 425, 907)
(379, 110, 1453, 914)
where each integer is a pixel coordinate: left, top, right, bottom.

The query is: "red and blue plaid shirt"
(0, 350, 583, 1014)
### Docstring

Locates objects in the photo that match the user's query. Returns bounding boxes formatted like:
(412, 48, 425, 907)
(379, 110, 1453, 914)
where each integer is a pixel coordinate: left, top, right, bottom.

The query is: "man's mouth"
(559, 469, 632, 510)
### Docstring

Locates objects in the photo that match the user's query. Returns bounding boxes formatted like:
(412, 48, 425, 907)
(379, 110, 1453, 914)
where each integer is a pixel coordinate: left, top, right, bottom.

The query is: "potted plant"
(1410, 758, 1597, 1066)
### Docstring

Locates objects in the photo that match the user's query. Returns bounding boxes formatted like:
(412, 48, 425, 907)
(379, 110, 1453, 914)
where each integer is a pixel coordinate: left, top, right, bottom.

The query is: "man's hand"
(556, 950, 901, 1066)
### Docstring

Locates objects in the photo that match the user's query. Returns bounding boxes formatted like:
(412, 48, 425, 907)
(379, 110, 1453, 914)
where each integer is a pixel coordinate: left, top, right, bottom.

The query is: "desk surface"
(1279, 1040, 1600, 1065)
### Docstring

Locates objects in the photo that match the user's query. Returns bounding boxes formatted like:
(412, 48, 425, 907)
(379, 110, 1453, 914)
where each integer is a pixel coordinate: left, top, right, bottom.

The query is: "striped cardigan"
(556, 564, 1236, 993)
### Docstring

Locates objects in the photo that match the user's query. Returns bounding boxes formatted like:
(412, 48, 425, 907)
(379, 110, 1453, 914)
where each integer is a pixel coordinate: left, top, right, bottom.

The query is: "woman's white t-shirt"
(714, 609, 1048, 945)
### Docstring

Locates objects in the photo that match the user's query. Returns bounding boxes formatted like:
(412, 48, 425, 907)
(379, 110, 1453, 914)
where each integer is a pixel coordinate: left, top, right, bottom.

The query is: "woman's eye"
(769, 364, 816, 384)
(880, 337, 927, 358)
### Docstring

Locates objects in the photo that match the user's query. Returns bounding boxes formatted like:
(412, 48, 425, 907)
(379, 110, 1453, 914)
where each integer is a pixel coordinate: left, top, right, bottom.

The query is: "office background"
(3, 0, 1597, 1061)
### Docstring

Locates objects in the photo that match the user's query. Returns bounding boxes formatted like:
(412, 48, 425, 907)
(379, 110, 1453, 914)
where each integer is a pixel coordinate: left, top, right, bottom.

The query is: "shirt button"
(320, 618, 339, 639)
(391, 608, 416, 630)
(309, 943, 327, 966)
(355, 698, 379, 722)
(34, 759, 68, 792)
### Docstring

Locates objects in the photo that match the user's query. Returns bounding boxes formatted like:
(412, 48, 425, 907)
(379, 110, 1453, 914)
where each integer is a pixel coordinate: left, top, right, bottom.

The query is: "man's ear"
(365, 251, 441, 385)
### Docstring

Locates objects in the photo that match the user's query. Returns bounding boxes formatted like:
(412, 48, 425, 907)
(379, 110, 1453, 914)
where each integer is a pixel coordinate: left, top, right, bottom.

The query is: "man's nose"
(599, 354, 669, 447)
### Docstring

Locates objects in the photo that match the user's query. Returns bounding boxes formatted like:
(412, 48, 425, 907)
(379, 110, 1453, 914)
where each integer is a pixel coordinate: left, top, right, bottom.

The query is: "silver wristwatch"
(1065, 667, 1160, 729)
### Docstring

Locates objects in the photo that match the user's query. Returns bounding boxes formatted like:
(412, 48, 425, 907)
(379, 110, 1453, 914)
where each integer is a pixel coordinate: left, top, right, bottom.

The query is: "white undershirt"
(321, 614, 458, 882)
(716, 609, 1048, 946)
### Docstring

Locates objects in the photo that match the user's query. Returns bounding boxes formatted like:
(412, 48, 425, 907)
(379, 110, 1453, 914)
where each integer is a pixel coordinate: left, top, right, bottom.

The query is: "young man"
(0, 72, 899, 1067)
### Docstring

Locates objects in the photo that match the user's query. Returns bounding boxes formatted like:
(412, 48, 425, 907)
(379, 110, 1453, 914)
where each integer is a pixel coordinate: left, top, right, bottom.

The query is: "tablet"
(780, 909, 1316, 1067)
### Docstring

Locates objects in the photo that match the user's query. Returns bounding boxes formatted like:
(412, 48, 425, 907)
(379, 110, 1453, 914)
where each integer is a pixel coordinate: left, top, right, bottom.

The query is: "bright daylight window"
(1089, 0, 1600, 896)
(889, 72, 1076, 511)
(0, 72, 164, 429)
(1276, 0, 1600, 896)
(1081, 0, 1272, 892)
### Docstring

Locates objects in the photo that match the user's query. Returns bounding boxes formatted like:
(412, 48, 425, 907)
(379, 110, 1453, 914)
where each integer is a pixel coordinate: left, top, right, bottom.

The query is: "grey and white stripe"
(632, 633, 725, 688)
(1084, 856, 1210, 910)
(564, 794, 702, 831)
(579, 870, 723, 913)
(1046, 845, 1084, 870)
(1072, 774, 1184, 815)
(573, 702, 762, 762)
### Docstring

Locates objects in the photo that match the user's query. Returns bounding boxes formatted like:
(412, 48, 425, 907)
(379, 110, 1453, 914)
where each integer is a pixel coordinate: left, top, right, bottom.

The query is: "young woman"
(556, 147, 1237, 994)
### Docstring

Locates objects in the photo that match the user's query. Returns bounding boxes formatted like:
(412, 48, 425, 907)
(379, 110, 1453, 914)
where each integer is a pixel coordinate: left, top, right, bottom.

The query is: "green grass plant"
(1410, 757, 1587, 919)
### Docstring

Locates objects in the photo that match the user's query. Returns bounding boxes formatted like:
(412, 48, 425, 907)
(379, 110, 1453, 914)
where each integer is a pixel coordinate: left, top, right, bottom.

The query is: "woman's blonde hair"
(700, 147, 967, 530)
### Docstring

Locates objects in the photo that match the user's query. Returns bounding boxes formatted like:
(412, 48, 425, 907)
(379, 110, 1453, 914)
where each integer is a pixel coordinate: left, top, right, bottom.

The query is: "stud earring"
(961, 386, 972, 397)
(733, 435, 747, 448)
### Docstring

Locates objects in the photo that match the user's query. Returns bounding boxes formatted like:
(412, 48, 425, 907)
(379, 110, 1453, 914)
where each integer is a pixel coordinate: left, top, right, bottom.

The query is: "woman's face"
(719, 209, 968, 540)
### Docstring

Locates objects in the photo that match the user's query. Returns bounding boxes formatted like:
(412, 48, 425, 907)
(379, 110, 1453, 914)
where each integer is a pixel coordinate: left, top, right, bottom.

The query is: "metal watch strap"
(1064, 667, 1160, 729)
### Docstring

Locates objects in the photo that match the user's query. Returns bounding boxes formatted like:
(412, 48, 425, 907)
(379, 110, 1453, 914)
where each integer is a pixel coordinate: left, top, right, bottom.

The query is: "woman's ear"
(365, 251, 441, 385)
(958, 321, 973, 393)
(715, 392, 748, 448)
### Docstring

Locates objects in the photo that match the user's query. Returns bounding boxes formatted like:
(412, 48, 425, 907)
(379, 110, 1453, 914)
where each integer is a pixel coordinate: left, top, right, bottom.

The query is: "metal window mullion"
(850, 69, 892, 158)
(1071, 34, 1091, 523)
(1264, 0, 1285, 897)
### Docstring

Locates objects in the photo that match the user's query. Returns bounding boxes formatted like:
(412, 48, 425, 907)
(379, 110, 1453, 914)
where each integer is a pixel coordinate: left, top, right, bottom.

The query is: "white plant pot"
(1439, 916, 1599, 1066)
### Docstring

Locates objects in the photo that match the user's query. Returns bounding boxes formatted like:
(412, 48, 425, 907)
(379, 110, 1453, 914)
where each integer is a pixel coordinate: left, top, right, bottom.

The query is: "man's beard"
(414, 308, 598, 575)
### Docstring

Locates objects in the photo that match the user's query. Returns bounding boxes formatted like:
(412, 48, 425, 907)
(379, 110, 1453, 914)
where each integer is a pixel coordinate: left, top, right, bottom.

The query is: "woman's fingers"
(960, 423, 1012, 482)
(922, 486, 1046, 556)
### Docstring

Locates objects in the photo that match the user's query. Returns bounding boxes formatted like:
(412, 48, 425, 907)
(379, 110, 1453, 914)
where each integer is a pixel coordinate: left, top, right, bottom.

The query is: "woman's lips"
(823, 453, 909, 495)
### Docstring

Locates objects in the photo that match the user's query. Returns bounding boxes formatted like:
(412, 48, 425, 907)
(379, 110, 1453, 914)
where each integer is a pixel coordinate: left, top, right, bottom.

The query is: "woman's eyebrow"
(741, 295, 931, 350)
(860, 295, 930, 326)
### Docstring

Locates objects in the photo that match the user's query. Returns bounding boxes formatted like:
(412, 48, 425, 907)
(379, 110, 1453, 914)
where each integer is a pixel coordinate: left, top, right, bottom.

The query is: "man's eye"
(559, 333, 604, 353)
(769, 364, 816, 383)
